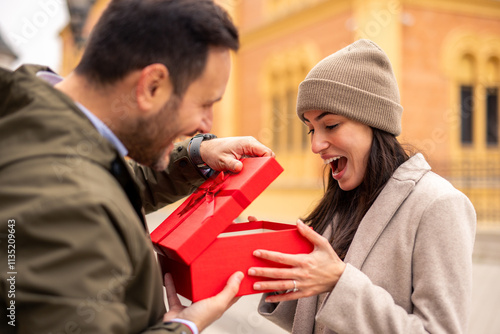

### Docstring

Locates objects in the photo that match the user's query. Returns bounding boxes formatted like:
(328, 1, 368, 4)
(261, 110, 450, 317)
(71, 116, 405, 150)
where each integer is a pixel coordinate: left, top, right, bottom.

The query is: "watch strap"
(188, 134, 217, 176)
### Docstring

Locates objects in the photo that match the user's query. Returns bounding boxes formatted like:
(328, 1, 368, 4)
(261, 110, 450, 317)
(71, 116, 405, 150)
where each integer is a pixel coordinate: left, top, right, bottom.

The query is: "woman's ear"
(136, 63, 173, 113)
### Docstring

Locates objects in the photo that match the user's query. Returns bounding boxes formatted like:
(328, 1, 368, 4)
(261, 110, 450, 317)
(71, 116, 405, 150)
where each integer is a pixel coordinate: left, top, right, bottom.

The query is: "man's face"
(126, 47, 231, 170)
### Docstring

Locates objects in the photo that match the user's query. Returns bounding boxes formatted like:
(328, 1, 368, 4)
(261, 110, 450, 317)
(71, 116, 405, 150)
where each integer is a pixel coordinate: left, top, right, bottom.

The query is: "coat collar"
(344, 153, 431, 268)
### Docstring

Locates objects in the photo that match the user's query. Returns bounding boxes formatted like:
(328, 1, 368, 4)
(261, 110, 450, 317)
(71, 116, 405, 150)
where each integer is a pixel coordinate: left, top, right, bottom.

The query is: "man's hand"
(200, 136, 274, 173)
(163, 271, 243, 332)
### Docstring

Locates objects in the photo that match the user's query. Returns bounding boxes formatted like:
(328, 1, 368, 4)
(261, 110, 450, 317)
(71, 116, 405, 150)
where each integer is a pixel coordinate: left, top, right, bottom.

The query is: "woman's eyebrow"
(303, 111, 334, 123)
(315, 111, 333, 121)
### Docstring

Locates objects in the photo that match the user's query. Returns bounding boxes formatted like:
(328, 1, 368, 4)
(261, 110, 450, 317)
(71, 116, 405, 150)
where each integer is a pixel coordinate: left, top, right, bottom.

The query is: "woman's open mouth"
(324, 156, 347, 178)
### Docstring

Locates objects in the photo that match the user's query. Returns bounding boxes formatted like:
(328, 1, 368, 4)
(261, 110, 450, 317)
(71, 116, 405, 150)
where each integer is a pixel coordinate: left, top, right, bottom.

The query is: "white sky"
(0, 0, 70, 71)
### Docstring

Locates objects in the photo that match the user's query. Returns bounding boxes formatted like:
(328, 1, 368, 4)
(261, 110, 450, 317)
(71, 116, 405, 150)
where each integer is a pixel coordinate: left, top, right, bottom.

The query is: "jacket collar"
(0, 65, 146, 227)
(0, 64, 117, 170)
(344, 153, 431, 268)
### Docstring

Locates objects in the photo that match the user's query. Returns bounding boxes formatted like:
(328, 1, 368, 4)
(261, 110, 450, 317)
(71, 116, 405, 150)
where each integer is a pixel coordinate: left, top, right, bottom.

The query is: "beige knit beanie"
(297, 39, 403, 136)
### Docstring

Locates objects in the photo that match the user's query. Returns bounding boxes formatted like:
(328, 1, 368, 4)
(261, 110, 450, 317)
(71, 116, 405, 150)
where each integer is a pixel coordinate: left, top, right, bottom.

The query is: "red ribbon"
(158, 171, 252, 246)
(178, 172, 229, 220)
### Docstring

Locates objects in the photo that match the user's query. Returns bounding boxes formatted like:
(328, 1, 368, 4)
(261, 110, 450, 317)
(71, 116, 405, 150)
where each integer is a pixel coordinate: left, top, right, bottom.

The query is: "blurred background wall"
(54, 0, 500, 228)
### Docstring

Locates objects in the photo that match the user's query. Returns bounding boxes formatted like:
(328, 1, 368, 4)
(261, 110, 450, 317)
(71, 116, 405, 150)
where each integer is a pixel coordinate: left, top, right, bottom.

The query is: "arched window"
(458, 54, 476, 145)
(486, 57, 499, 146)
(261, 46, 322, 186)
(266, 52, 314, 154)
(442, 34, 500, 224)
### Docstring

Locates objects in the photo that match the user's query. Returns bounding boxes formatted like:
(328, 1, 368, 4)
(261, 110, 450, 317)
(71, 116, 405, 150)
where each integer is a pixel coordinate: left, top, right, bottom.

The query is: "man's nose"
(199, 111, 213, 134)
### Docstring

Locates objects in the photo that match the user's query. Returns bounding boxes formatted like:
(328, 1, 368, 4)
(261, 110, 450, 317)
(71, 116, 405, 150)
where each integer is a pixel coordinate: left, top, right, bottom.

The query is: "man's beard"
(120, 95, 181, 171)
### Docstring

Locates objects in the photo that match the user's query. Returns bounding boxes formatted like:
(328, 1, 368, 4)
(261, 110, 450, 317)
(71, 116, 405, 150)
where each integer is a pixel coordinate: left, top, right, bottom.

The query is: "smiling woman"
(303, 111, 373, 191)
(248, 39, 477, 334)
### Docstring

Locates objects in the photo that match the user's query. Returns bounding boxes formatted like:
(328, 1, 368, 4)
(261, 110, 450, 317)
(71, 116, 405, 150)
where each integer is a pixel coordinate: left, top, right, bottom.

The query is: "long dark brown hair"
(302, 129, 411, 260)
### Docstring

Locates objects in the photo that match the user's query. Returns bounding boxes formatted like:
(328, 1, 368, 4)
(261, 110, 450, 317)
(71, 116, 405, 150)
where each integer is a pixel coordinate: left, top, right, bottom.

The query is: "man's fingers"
(213, 271, 244, 304)
(201, 137, 274, 173)
(164, 273, 183, 313)
(249, 144, 275, 158)
(240, 138, 275, 158)
(227, 158, 243, 172)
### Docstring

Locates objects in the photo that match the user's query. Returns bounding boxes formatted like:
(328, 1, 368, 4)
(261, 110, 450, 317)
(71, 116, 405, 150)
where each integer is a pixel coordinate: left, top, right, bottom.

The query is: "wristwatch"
(188, 133, 217, 176)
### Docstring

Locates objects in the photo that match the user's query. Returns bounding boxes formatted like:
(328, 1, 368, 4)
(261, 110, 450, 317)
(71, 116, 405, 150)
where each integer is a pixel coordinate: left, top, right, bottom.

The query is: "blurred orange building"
(60, 0, 500, 226)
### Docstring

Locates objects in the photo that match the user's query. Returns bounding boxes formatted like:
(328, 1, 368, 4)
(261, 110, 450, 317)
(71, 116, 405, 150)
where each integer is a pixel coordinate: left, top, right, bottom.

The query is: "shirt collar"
(37, 71, 128, 157)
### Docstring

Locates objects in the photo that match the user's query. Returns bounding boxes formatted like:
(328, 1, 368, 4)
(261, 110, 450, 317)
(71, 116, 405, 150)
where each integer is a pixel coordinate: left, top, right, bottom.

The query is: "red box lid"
(151, 156, 284, 264)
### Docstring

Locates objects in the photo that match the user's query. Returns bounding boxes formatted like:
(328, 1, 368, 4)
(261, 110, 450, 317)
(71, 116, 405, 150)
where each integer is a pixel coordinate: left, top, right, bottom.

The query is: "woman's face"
(303, 110, 373, 191)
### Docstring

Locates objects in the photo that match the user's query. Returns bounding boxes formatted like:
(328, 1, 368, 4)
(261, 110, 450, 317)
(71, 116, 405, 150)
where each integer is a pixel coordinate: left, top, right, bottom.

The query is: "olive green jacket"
(0, 65, 205, 333)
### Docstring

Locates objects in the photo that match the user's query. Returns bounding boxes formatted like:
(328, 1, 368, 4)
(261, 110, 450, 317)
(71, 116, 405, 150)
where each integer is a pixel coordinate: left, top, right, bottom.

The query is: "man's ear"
(136, 63, 173, 113)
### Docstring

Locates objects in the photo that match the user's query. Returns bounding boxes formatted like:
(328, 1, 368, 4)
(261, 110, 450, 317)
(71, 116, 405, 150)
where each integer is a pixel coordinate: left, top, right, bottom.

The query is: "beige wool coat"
(259, 154, 476, 334)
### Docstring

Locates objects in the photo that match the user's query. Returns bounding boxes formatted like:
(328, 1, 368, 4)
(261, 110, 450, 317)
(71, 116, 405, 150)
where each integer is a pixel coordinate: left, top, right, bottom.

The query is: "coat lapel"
(292, 296, 318, 334)
(344, 154, 431, 269)
(291, 225, 335, 333)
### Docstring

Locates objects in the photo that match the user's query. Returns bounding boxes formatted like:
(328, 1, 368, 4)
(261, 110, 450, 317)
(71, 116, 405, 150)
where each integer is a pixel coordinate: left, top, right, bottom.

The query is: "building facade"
(60, 0, 500, 226)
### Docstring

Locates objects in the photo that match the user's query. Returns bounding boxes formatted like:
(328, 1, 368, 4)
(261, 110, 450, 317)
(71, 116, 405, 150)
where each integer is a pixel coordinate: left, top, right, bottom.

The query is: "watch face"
(202, 134, 216, 140)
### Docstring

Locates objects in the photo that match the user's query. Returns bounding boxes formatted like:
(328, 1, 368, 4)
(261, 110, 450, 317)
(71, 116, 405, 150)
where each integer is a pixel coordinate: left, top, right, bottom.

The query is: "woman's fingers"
(252, 249, 300, 266)
(265, 290, 302, 303)
(248, 266, 295, 280)
(296, 220, 331, 249)
(247, 220, 345, 299)
(252, 278, 295, 291)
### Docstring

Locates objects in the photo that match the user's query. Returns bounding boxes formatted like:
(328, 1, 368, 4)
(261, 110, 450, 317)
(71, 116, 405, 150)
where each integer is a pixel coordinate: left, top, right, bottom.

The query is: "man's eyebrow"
(303, 111, 333, 122)
(206, 96, 223, 105)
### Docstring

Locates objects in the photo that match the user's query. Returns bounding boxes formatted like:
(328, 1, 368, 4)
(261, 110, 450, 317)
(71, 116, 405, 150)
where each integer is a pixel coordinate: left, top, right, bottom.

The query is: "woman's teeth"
(324, 156, 347, 176)
(323, 156, 341, 164)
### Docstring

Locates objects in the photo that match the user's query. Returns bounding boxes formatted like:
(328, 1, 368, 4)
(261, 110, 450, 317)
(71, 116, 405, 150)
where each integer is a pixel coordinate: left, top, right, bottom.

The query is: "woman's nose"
(310, 132, 329, 154)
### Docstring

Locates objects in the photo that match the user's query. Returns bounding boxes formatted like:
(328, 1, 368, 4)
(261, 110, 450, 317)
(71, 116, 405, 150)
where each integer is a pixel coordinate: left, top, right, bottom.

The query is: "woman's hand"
(247, 220, 346, 303)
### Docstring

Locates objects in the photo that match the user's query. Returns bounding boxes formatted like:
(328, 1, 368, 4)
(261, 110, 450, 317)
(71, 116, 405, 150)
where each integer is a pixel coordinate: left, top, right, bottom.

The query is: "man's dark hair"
(74, 0, 239, 96)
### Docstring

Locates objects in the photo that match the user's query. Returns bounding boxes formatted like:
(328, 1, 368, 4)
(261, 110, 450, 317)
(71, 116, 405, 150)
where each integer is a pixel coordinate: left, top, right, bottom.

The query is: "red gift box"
(150, 156, 313, 302)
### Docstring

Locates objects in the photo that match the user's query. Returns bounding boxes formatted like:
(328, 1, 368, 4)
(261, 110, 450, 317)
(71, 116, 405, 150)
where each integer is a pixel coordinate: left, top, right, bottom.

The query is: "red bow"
(178, 172, 228, 220)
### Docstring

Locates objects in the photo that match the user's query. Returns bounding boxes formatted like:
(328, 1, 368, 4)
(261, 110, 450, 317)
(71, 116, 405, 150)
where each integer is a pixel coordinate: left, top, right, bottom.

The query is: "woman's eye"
(326, 124, 339, 130)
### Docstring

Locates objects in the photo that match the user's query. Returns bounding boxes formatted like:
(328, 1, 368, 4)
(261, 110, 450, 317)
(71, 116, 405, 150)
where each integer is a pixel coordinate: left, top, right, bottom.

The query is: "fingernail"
(254, 250, 261, 257)
(234, 161, 243, 171)
(235, 272, 244, 282)
(248, 268, 256, 276)
(254, 283, 261, 290)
